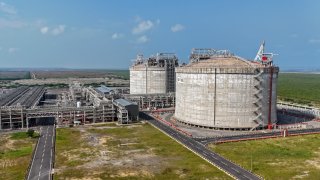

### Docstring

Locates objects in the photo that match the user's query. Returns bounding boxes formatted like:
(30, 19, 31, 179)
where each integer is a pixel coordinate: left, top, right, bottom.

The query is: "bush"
(26, 129, 34, 137)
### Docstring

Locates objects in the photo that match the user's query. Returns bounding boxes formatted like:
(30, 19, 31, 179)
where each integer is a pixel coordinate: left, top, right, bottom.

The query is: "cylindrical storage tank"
(130, 65, 167, 94)
(174, 56, 279, 130)
(130, 53, 178, 94)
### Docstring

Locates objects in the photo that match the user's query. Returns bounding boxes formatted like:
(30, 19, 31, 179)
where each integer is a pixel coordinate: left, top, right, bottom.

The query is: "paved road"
(140, 112, 261, 180)
(196, 127, 320, 145)
(27, 125, 55, 180)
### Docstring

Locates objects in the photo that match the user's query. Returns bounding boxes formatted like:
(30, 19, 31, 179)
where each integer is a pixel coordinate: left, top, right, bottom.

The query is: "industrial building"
(0, 83, 138, 130)
(130, 53, 179, 94)
(113, 98, 139, 124)
(174, 45, 279, 130)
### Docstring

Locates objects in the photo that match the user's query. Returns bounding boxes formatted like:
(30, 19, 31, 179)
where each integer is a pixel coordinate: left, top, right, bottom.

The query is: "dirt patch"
(3, 136, 15, 150)
(292, 171, 309, 179)
(0, 159, 18, 168)
(110, 168, 154, 178)
(306, 148, 320, 169)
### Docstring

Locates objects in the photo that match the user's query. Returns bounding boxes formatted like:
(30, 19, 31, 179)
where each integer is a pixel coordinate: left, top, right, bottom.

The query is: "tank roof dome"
(185, 56, 263, 69)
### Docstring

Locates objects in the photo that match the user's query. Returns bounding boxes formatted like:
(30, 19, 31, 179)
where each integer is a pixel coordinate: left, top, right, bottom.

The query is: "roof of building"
(114, 98, 136, 107)
(185, 56, 264, 68)
(96, 85, 113, 94)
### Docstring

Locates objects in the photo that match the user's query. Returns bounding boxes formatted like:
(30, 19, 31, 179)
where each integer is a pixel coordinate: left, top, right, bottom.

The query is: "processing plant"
(174, 44, 279, 130)
(130, 53, 179, 94)
(0, 83, 139, 130)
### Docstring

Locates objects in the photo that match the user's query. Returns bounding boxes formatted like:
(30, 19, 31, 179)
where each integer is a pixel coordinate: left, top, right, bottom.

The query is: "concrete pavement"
(196, 127, 320, 145)
(27, 125, 55, 180)
(140, 112, 261, 180)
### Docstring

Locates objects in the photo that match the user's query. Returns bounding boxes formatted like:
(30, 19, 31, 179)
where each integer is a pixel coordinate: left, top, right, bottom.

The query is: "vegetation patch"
(55, 123, 230, 179)
(0, 71, 31, 80)
(0, 132, 37, 180)
(278, 73, 320, 107)
(210, 134, 320, 179)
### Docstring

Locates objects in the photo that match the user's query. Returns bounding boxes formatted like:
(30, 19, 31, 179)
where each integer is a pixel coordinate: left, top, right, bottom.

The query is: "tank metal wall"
(130, 68, 146, 94)
(146, 67, 167, 94)
(130, 66, 167, 94)
(260, 71, 278, 127)
(174, 67, 278, 129)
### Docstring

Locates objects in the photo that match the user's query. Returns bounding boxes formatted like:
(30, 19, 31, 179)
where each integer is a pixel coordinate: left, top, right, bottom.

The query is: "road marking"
(145, 117, 262, 180)
(38, 170, 41, 179)
(27, 127, 42, 180)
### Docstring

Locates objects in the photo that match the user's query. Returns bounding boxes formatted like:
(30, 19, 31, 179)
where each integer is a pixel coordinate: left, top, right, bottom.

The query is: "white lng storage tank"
(174, 44, 279, 130)
(130, 53, 179, 94)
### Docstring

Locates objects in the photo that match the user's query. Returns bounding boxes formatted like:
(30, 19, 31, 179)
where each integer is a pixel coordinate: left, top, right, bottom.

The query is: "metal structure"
(130, 53, 179, 94)
(0, 83, 140, 130)
(113, 98, 139, 124)
(254, 41, 277, 66)
(174, 45, 279, 130)
(123, 93, 175, 110)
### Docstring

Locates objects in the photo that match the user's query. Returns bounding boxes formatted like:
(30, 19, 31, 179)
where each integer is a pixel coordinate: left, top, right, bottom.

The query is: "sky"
(0, 0, 320, 70)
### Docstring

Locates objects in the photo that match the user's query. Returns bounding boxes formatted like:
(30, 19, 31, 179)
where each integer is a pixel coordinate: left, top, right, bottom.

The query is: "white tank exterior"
(174, 56, 279, 130)
(130, 66, 167, 94)
(130, 53, 178, 94)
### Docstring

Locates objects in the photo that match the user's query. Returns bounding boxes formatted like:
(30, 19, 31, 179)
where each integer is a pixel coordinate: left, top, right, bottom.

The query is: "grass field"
(0, 132, 37, 180)
(278, 73, 320, 107)
(31, 70, 129, 80)
(0, 71, 31, 80)
(55, 123, 230, 179)
(210, 134, 320, 180)
(107, 70, 129, 80)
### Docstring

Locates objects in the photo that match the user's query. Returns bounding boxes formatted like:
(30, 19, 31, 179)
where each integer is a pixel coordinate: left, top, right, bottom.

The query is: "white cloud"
(111, 33, 124, 39)
(136, 35, 149, 44)
(132, 20, 154, 34)
(0, 18, 26, 28)
(308, 39, 320, 44)
(40, 26, 49, 34)
(8, 48, 18, 54)
(0, 2, 16, 15)
(290, 33, 298, 38)
(171, 24, 185, 32)
(52, 25, 65, 35)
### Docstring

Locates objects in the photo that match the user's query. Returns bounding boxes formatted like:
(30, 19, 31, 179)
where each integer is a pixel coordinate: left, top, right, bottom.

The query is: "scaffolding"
(189, 48, 234, 63)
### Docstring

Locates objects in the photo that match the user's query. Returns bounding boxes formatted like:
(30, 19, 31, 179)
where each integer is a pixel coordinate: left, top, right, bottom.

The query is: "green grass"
(10, 131, 39, 140)
(0, 71, 31, 80)
(108, 70, 129, 80)
(55, 124, 230, 179)
(278, 73, 320, 106)
(210, 134, 320, 180)
(1, 146, 34, 159)
(91, 122, 119, 127)
(10, 132, 29, 139)
(0, 132, 37, 180)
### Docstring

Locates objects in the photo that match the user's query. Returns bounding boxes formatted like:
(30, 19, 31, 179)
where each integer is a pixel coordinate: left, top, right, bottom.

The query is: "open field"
(32, 70, 129, 80)
(0, 70, 129, 88)
(13, 77, 129, 87)
(54, 123, 230, 179)
(0, 132, 37, 180)
(0, 71, 31, 80)
(210, 134, 320, 179)
(278, 73, 320, 107)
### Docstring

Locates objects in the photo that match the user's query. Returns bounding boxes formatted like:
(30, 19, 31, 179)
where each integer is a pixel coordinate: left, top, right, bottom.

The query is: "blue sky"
(0, 0, 320, 70)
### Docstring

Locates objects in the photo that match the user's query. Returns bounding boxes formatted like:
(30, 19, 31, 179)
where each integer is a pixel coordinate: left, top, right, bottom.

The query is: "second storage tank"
(174, 48, 279, 130)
